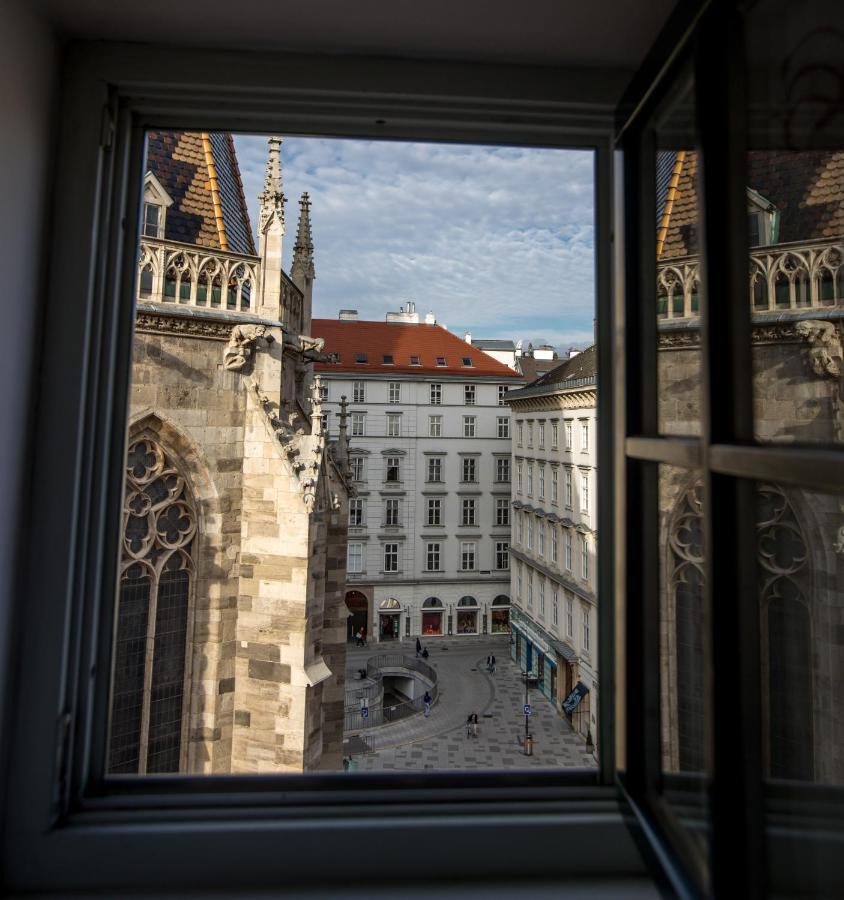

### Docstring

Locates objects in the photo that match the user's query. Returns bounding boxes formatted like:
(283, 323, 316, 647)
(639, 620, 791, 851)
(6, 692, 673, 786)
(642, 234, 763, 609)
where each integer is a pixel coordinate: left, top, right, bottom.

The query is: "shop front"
(345, 589, 369, 642)
(456, 596, 479, 634)
(491, 594, 510, 633)
(421, 596, 443, 636)
(378, 597, 401, 641)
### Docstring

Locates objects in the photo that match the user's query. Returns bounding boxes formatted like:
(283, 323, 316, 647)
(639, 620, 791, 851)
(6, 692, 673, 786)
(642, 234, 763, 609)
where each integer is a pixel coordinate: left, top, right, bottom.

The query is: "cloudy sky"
(233, 135, 594, 351)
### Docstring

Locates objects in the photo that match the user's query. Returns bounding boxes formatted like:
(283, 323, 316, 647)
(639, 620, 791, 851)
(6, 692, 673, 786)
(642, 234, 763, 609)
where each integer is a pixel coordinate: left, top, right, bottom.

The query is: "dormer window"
(747, 187, 779, 248)
(436, 356, 447, 367)
(141, 171, 174, 241)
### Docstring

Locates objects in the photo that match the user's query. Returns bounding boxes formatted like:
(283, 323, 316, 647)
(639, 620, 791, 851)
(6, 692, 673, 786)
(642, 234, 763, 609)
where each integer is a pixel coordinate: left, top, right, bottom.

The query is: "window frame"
(4, 37, 624, 897)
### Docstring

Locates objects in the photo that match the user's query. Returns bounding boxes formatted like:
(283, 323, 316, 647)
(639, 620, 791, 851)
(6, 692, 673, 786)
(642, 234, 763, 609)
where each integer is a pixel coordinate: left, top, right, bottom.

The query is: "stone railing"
(657, 238, 844, 320)
(137, 237, 260, 314)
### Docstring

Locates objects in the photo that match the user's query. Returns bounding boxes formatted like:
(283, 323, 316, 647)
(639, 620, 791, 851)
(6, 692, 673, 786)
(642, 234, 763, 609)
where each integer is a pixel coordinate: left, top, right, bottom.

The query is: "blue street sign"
(524, 704, 532, 716)
(361, 707, 369, 719)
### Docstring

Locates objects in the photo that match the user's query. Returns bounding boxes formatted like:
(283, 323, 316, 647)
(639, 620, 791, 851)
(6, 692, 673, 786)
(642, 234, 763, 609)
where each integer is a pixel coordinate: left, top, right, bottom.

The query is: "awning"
(551, 639, 577, 662)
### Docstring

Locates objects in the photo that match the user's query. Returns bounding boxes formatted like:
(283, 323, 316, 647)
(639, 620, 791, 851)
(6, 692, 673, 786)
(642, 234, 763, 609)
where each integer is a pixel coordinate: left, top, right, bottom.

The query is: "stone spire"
(290, 192, 315, 335)
(257, 136, 285, 319)
(336, 394, 351, 476)
(258, 136, 285, 232)
(291, 192, 315, 282)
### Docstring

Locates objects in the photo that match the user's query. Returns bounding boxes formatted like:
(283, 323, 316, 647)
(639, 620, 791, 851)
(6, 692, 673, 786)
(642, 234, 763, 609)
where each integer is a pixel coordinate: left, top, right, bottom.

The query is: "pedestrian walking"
(357, 627, 366, 647)
(467, 711, 479, 738)
(491, 654, 496, 674)
(421, 646, 429, 660)
(416, 637, 422, 658)
(423, 690, 432, 717)
(486, 654, 492, 671)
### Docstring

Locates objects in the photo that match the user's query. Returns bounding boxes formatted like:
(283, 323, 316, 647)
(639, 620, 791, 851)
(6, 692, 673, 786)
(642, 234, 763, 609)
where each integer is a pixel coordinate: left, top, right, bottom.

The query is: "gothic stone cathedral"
(110, 132, 353, 774)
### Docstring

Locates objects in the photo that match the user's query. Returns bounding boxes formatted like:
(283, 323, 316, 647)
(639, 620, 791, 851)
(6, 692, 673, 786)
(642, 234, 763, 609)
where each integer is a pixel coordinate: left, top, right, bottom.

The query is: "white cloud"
(233, 136, 594, 340)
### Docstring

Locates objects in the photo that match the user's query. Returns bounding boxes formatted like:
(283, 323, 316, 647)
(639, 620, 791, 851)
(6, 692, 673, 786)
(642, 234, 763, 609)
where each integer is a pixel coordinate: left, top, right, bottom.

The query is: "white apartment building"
(314, 305, 524, 643)
(506, 346, 598, 746)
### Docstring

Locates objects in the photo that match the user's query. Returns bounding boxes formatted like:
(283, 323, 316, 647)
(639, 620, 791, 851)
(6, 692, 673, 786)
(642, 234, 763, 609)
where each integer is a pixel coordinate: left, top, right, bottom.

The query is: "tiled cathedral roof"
(312, 319, 523, 377)
(146, 131, 256, 255)
(659, 150, 844, 258)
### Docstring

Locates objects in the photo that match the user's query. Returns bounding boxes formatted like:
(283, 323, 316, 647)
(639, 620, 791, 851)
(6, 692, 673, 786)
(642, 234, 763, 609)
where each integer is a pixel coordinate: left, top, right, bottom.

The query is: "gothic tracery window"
(109, 437, 196, 774)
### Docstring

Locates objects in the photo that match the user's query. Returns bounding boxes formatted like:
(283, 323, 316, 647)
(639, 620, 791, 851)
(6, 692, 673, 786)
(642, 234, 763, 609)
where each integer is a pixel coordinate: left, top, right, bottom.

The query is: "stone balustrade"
(658, 238, 844, 320)
(137, 237, 260, 314)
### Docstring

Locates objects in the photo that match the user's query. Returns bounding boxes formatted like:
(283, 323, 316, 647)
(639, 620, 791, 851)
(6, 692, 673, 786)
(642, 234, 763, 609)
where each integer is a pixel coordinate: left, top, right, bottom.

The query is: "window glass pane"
(656, 76, 703, 438)
(659, 464, 710, 881)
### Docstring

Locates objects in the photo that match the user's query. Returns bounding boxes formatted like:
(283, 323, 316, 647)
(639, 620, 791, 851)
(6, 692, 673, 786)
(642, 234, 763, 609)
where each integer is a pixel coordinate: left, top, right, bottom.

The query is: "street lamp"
(522, 668, 538, 755)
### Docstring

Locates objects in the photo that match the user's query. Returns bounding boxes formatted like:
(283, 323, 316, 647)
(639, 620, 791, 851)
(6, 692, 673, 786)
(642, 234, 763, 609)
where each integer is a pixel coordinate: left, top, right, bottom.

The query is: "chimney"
(425, 311, 437, 325)
(339, 309, 358, 321)
(464, 331, 472, 344)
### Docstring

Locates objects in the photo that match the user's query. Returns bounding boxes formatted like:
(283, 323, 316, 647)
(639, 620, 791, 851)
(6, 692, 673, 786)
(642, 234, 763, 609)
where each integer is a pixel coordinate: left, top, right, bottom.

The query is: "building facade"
(314, 306, 523, 642)
(507, 347, 598, 745)
(113, 132, 353, 775)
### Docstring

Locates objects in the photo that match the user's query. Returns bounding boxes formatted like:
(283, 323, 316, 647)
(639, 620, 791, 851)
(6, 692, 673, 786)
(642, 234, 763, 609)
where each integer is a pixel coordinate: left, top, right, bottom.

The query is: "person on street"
(491, 655, 496, 674)
(486, 654, 492, 670)
(423, 690, 432, 717)
(467, 711, 479, 738)
(421, 646, 429, 660)
(416, 637, 422, 657)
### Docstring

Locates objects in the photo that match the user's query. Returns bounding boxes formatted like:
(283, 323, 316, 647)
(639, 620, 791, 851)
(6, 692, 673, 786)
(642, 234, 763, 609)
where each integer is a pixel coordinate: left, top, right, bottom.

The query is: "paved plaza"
(344, 635, 597, 771)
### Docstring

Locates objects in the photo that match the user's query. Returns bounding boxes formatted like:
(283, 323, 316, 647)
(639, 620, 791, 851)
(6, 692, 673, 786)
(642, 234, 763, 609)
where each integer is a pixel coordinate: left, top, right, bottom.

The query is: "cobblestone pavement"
(344, 635, 597, 771)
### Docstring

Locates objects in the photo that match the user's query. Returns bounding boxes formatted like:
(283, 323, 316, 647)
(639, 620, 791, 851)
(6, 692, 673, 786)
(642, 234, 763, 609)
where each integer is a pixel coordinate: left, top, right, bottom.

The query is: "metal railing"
(344, 655, 438, 734)
(657, 238, 844, 319)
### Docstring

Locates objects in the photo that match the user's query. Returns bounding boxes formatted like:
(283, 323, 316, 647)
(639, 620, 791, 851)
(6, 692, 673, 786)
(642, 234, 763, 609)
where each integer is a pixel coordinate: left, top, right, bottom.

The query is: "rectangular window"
(582, 605, 590, 652)
(565, 421, 572, 449)
(496, 541, 509, 570)
(497, 416, 510, 438)
(429, 383, 441, 405)
(566, 596, 573, 638)
(460, 541, 476, 571)
(538, 422, 545, 448)
(498, 385, 509, 406)
(461, 357, 473, 367)
(350, 457, 365, 482)
(436, 356, 447, 367)
(353, 381, 366, 403)
(582, 472, 590, 512)
(355, 352, 367, 364)
(527, 516, 534, 550)
(388, 382, 401, 403)
(551, 421, 559, 449)
(517, 421, 524, 444)
(383, 543, 399, 572)
(464, 384, 476, 405)
(461, 457, 477, 482)
(461, 498, 477, 526)
(551, 527, 558, 563)
(409, 355, 421, 367)
(495, 498, 510, 526)
(538, 521, 545, 557)
(527, 570, 533, 609)
(496, 457, 510, 483)
(428, 415, 442, 437)
(551, 467, 559, 503)
(352, 413, 365, 436)
(143, 202, 161, 238)
(426, 458, 443, 482)
(527, 421, 534, 446)
(517, 512, 524, 545)
(552, 588, 559, 627)
(527, 463, 534, 496)
(516, 461, 523, 493)
(347, 542, 363, 573)
(426, 498, 442, 526)
(385, 498, 400, 527)
(349, 498, 364, 527)
(538, 465, 545, 499)
(319, 383, 329, 402)
(382, 354, 394, 365)
(539, 578, 545, 616)
(581, 536, 589, 580)
(581, 422, 589, 451)
(387, 413, 401, 437)
(426, 542, 441, 572)
(320, 412, 329, 435)
(565, 530, 572, 571)
(385, 456, 401, 482)
(565, 469, 573, 507)
(463, 416, 476, 437)
(516, 561, 523, 602)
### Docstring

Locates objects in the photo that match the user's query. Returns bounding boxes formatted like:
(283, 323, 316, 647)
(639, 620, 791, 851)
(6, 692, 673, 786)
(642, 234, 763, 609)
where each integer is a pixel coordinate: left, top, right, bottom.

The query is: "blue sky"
(233, 136, 595, 351)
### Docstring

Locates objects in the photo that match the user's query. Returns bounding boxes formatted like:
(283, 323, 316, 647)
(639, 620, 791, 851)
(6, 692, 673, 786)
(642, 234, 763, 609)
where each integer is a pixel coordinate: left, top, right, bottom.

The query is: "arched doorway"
(457, 596, 479, 634)
(491, 594, 511, 633)
(421, 596, 443, 636)
(345, 590, 368, 643)
(378, 598, 402, 641)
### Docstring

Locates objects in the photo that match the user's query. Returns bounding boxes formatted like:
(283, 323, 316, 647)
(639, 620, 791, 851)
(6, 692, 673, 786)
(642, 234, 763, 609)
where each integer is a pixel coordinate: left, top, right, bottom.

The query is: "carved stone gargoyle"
(223, 324, 267, 371)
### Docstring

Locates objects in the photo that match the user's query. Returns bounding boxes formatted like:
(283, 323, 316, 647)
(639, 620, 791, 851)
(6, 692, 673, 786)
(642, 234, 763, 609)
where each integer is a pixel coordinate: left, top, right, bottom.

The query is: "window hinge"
(52, 710, 73, 821)
(100, 104, 116, 151)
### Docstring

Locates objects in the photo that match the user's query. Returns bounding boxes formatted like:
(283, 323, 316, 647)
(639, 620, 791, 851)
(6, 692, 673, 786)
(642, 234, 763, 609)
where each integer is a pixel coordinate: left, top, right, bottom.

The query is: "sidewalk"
(345, 636, 597, 771)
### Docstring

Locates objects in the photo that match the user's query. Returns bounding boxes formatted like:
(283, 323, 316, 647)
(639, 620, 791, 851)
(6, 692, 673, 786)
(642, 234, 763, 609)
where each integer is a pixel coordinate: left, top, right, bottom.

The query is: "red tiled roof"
(312, 319, 523, 378)
(660, 150, 844, 258)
